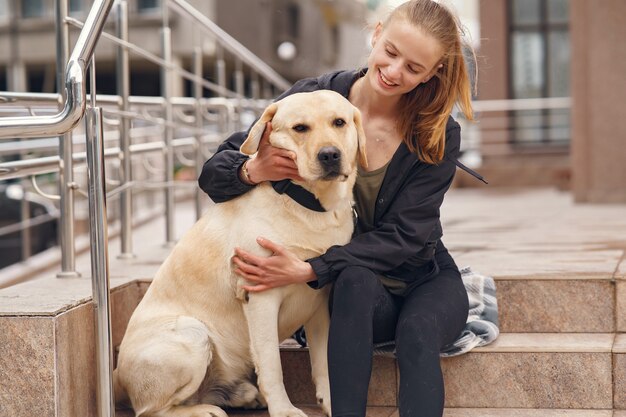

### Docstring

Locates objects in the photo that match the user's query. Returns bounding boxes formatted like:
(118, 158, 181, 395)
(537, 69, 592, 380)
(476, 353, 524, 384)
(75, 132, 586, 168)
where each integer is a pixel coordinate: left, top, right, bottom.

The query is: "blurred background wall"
(0, 0, 624, 203)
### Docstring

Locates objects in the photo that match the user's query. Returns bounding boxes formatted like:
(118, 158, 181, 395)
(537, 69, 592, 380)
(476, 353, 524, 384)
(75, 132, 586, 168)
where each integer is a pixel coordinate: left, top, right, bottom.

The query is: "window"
(69, 0, 84, 14)
(138, 0, 160, 12)
(21, 0, 46, 18)
(0, 0, 8, 19)
(508, 0, 570, 145)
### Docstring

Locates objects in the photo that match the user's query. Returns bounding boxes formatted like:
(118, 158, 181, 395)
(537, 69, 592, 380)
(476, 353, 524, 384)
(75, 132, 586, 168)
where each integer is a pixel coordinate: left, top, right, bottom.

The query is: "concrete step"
(487, 276, 615, 333)
(116, 406, 624, 417)
(281, 333, 623, 410)
(1, 276, 624, 415)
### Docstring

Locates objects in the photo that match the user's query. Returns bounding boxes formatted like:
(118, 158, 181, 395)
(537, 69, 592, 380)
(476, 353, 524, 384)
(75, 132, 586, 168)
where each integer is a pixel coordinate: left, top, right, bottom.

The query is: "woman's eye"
(408, 66, 419, 74)
(333, 118, 346, 127)
(293, 124, 309, 133)
(385, 49, 396, 57)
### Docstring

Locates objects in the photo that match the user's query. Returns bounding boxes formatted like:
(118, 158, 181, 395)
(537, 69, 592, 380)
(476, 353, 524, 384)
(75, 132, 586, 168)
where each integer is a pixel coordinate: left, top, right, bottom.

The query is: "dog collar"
(271, 180, 326, 212)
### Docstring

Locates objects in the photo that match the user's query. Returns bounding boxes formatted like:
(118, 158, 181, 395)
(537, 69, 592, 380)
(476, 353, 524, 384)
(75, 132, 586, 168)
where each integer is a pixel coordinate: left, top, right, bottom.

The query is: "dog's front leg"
(243, 290, 308, 417)
(304, 301, 332, 417)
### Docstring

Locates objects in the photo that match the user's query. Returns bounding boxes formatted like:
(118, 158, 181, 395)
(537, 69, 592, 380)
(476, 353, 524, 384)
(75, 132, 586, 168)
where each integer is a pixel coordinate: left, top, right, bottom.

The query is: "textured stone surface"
(56, 304, 97, 417)
(613, 336, 625, 411)
(0, 283, 146, 417)
(221, 406, 396, 417)
(473, 333, 614, 353)
(453, 248, 621, 281)
(442, 410, 613, 417)
(282, 350, 397, 407)
(615, 353, 626, 409)
(496, 279, 614, 332)
(0, 317, 55, 417)
(442, 351, 613, 409)
(110, 281, 148, 366)
(617, 281, 626, 332)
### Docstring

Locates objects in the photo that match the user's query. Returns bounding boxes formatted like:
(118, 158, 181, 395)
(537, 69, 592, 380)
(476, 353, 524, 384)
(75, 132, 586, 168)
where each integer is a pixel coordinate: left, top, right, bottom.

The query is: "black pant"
(327, 241, 469, 417)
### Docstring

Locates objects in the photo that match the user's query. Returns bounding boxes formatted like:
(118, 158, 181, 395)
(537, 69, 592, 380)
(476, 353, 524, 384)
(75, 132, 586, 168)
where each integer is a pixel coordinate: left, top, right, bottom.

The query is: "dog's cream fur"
(114, 90, 367, 417)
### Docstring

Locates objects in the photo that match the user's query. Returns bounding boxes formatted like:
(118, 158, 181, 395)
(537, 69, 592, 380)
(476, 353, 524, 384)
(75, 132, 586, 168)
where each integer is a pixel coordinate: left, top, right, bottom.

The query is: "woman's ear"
(371, 22, 383, 47)
(423, 64, 444, 84)
(240, 103, 278, 155)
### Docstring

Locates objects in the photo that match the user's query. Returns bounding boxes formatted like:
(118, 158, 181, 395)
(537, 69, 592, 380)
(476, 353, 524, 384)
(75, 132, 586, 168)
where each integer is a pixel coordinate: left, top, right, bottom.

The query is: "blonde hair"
(384, 0, 474, 164)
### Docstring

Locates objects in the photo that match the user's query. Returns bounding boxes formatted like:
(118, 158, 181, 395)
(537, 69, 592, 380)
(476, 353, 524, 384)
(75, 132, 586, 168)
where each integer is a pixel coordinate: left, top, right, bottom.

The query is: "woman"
(199, 1, 481, 416)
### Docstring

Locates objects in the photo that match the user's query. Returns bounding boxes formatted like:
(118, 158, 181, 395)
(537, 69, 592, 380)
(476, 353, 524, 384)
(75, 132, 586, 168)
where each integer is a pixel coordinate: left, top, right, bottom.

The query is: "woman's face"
(366, 18, 443, 97)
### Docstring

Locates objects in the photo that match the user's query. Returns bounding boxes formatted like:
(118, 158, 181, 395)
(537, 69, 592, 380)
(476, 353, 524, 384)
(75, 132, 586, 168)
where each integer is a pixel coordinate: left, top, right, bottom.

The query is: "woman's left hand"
(232, 237, 316, 292)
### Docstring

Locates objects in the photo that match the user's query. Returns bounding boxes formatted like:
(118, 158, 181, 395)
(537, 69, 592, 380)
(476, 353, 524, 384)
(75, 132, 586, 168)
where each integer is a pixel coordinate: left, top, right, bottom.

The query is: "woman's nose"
(387, 62, 402, 79)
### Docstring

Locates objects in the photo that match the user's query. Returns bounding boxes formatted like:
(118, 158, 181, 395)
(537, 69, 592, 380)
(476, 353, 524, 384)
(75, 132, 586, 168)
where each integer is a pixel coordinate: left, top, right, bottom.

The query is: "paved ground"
(2, 186, 624, 315)
(2, 186, 625, 416)
(38, 186, 626, 283)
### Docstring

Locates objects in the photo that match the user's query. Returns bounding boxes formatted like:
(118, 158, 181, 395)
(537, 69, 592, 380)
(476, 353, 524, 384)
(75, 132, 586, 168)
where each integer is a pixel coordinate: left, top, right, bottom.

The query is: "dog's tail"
(112, 368, 130, 407)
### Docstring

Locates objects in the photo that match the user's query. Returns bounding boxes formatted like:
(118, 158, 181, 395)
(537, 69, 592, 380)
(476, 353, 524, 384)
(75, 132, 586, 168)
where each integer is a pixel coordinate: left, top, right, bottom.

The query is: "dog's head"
(240, 90, 367, 184)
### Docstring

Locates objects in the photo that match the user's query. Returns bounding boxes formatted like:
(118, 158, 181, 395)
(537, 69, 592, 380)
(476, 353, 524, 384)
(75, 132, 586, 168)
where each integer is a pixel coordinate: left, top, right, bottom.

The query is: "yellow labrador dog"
(114, 90, 367, 417)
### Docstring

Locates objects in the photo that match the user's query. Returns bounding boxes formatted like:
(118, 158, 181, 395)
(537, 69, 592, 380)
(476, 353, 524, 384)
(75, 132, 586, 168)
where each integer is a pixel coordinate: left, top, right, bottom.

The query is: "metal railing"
(455, 97, 571, 168)
(0, 1, 289, 416)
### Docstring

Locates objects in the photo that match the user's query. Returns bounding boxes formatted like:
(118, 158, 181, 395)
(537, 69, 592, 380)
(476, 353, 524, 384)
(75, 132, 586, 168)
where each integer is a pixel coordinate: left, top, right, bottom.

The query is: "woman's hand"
(232, 237, 316, 292)
(244, 122, 303, 183)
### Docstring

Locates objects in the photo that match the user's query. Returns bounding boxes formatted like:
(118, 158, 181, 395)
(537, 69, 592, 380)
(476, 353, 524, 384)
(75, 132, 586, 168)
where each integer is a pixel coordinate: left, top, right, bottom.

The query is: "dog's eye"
(293, 124, 310, 133)
(333, 118, 346, 127)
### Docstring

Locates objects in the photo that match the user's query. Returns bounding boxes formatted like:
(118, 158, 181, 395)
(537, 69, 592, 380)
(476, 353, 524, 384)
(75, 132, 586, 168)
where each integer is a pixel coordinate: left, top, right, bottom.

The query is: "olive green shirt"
(354, 161, 408, 295)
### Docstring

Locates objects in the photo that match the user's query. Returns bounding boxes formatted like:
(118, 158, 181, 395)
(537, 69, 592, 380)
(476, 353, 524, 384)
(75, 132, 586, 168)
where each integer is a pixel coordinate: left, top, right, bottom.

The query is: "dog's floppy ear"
(240, 103, 278, 155)
(353, 107, 368, 168)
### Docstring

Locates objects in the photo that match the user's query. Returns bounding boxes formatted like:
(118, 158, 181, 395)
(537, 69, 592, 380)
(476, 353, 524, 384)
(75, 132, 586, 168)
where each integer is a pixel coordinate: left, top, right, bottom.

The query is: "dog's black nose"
(317, 146, 342, 168)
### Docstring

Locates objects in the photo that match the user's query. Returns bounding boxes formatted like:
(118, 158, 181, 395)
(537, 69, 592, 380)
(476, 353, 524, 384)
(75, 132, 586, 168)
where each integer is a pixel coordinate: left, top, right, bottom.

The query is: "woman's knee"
(330, 266, 382, 317)
(395, 314, 440, 357)
(333, 266, 381, 297)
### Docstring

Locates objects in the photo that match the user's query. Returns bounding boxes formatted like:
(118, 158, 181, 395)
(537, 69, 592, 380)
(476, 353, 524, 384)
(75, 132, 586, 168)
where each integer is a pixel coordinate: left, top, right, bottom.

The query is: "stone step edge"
(440, 409, 618, 417)
(281, 333, 622, 354)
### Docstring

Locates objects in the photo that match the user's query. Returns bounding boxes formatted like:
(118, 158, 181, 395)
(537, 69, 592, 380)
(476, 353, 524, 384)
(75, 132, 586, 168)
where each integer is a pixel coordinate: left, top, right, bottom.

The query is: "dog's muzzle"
(318, 146, 342, 179)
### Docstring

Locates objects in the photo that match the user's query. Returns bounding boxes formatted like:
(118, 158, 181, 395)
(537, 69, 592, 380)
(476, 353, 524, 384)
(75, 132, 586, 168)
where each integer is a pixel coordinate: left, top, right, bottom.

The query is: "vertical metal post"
(20, 189, 31, 261)
(216, 44, 226, 95)
(116, 0, 134, 258)
(234, 58, 245, 97)
(262, 79, 273, 100)
(193, 47, 203, 220)
(85, 61, 115, 417)
(56, 0, 80, 277)
(161, 1, 175, 244)
(251, 72, 260, 100)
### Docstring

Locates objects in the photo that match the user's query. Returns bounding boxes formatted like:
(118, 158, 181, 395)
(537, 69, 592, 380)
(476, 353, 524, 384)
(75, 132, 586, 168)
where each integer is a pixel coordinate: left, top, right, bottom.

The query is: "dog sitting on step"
(113, 90, 367, 417)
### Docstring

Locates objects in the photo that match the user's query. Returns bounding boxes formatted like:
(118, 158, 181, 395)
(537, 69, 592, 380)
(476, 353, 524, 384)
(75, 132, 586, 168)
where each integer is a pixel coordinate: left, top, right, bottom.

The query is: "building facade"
(0, 0, 369, 95)
(475, 0, 626, 203)
(467, 0, 571, 189)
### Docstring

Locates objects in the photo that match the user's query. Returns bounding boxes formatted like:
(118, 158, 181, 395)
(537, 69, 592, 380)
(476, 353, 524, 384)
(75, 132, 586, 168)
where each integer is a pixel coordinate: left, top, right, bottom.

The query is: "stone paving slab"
(441, 410, 614, 417)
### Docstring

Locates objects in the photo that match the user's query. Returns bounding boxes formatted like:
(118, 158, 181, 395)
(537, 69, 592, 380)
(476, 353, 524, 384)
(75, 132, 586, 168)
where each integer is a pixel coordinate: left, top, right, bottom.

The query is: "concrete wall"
(216, 0, 369, 82)
(570, 0, 626, 203)
(462, 0, 571, 190)
(477, 0, 508, 101)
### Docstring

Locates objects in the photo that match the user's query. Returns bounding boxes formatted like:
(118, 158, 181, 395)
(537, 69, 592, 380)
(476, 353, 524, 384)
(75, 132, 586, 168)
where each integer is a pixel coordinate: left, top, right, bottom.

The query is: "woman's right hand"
(244, 122, 303, 184)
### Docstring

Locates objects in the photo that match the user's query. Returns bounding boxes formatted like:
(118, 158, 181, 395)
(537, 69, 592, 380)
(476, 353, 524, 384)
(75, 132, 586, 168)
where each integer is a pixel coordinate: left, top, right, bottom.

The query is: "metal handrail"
(0, 0, 114, 140)
(0, 1, 290, 416)
(168, 0, 291, 92)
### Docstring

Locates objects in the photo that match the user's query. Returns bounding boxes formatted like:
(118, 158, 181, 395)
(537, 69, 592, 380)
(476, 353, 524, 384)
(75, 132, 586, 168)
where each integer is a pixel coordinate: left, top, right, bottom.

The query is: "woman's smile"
(378, 69, 399, 88)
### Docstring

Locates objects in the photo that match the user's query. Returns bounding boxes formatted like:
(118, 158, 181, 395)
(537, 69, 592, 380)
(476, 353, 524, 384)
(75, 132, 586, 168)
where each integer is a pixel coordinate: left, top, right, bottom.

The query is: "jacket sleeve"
(307, 123, 462, 289)
(197, 77, 321, 203)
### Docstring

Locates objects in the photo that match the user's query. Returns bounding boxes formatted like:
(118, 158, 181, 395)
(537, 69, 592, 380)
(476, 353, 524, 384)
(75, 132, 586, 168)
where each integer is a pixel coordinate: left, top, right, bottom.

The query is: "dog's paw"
(271, 406, 308, 417)
(192, 405, 229, 417)
(316, 394, 331, 417)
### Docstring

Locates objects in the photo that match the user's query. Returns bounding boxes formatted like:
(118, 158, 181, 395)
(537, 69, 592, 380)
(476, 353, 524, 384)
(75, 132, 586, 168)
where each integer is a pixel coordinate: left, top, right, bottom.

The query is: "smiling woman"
(199, 1, 481, 416)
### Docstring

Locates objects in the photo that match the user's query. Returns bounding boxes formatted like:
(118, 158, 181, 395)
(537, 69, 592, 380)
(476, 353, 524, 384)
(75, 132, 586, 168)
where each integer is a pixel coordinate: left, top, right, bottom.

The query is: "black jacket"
(199, 69, 472, 289)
